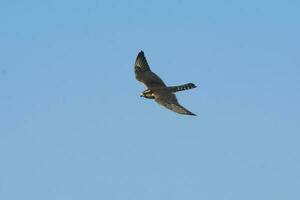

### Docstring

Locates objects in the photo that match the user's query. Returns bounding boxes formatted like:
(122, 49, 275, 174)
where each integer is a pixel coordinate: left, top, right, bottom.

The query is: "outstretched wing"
(154, 91, 196, 116)
(134, 51, 166, 89)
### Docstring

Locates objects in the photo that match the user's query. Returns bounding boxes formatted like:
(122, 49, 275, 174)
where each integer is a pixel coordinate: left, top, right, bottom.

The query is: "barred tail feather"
(167, 83, 196, 93)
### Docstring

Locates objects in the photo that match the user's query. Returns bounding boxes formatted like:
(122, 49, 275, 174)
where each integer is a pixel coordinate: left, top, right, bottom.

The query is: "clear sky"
(0, 0, 299, 199)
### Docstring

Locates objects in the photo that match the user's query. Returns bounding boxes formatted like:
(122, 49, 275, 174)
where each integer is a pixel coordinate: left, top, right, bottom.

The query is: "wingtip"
(139, 50, 144, 55)
(181, 111, 196, 116)
(185, 108, 197, 116)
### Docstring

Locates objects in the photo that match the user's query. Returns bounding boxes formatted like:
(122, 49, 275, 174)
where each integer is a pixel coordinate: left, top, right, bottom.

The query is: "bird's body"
(134, 51, 197, 116)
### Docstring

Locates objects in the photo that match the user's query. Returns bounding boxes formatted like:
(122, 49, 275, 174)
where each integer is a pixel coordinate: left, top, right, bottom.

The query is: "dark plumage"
(135, 51, 197, 116)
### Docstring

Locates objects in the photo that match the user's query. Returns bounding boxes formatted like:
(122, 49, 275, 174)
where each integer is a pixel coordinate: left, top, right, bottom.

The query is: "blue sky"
(0, 0, 299, 199)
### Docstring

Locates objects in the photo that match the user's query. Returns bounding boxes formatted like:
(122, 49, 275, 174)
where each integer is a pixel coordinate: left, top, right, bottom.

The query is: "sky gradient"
(1, 0, 300, 199)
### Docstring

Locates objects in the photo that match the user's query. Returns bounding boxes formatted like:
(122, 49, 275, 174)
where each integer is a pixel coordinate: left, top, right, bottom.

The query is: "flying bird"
(134, 51, 197, 116)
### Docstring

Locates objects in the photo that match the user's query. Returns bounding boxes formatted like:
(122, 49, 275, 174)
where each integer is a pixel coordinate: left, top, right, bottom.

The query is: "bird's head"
(140, 89, 155, 99)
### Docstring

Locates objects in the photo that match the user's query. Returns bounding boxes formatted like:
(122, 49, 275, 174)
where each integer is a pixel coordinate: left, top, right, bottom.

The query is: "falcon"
(134, 50, 197, 116)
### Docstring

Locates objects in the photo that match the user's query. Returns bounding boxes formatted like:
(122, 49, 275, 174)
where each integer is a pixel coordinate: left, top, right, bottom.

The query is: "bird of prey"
(134, 50, 197, 116)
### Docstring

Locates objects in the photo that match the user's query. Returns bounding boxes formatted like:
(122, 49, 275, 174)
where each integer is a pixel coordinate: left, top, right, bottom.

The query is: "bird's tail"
(167, 83, 196, 93)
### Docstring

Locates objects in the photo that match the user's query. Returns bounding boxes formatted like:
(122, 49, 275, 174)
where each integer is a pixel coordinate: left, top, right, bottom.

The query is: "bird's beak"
(140, 93, 143, 97)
